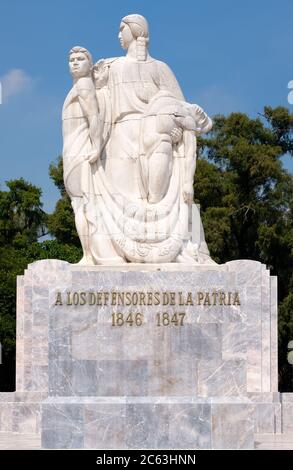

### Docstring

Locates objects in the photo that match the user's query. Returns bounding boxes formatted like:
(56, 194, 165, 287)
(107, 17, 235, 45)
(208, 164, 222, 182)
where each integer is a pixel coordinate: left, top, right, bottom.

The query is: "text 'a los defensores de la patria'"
(54, 290, 241, 307)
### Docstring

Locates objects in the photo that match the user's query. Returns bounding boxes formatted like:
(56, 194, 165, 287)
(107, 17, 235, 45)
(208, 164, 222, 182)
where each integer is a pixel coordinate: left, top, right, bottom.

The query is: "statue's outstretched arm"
(193, 105, 212, 135)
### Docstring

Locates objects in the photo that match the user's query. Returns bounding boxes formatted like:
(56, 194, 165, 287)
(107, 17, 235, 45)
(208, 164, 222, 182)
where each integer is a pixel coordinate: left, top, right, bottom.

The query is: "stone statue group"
(62, 14, 214, 265)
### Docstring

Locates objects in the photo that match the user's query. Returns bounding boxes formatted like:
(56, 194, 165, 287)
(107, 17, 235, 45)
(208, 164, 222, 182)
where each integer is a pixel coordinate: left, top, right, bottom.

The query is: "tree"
(0, 240, 81, 391)
(0, 246, 27, 390)
(47, 157, 79, 245)
(0, 177, 81, 391)
(196, 106, 293, 390)
(0, 178, 47, 249)
(0, 178, 49, 388)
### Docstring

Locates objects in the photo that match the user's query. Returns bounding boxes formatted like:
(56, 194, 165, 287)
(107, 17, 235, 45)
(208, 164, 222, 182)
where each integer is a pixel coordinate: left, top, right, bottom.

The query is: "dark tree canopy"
(0, 178, 47, 249)
(47, 158, 79, 245)
(196, 109, 293, 297)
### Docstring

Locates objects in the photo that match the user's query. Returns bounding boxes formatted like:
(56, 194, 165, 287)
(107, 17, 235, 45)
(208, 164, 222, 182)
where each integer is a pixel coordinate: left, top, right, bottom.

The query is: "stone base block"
(0, 432, 41, 450)
(0, 392, 292, 449)
(16, 260, 279, 397)
(41, 397, 254, 450)
(0, 393, 42, 449)
(255, 433, 293, 450)
(0, 259, 290, 449)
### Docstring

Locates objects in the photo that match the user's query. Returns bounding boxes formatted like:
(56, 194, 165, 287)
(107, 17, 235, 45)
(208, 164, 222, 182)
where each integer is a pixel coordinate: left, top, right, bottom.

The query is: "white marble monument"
(0, 14, 292, 450)
(62, 14, 213, 266)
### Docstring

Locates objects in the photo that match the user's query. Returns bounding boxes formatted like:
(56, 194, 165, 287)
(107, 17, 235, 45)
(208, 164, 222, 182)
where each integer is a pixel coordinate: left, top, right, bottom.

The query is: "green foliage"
(0, 174, 82, 390)
(24, 240, 82, 264)
(198, 109, 293, 281)
(47, 157, 79, 245)
(0, 178, 47, 248)
(201, 207, 236, 263)
(0, 241, 81, 391)
(0, 178, 48, 389)
(49, 157, 66, 195)
(264, 106, 293, 155)
(48, 196, 79, 245)
(0, 246, 31, 390)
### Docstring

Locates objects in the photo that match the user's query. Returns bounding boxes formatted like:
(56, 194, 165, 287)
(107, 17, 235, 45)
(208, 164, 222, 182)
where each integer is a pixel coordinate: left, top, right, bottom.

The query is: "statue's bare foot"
(76, 256, 95, 266)
(175, 253, 198, 265)
(197, 253, 218, 265)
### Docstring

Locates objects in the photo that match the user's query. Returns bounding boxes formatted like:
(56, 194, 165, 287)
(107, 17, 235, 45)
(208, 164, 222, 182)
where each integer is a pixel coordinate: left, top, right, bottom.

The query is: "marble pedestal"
(0, 259, 292, 449)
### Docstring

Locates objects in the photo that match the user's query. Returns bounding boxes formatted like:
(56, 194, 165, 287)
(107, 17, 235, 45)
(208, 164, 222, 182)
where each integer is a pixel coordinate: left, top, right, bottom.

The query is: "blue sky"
(0, 0, 292, 212)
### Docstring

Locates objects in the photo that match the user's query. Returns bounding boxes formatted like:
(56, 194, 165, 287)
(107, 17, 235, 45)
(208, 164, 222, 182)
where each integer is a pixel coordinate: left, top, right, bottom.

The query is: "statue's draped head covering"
(121, 14, 149, 40)
(121, 14, 149, 61)
(69, 46, 93, 68)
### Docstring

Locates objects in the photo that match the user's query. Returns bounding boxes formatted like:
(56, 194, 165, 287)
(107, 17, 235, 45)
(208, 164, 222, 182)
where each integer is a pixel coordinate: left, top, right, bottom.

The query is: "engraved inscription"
(156, 312, 186, 327)
(54, 290, 241, 307)
(111, 312, 144, 326)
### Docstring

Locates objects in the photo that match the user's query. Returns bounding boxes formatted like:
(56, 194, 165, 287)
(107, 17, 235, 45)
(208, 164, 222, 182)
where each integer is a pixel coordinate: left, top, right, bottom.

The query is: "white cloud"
(0, 69, 33, 102)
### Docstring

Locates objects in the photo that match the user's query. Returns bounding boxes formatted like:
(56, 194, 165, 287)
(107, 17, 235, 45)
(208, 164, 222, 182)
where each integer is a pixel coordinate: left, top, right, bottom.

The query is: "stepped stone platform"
(0, 259, 292, 449)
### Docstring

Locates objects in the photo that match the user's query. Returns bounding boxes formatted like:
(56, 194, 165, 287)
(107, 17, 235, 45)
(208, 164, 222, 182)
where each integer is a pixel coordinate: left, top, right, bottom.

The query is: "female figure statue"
(97, 14, 186, 201)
